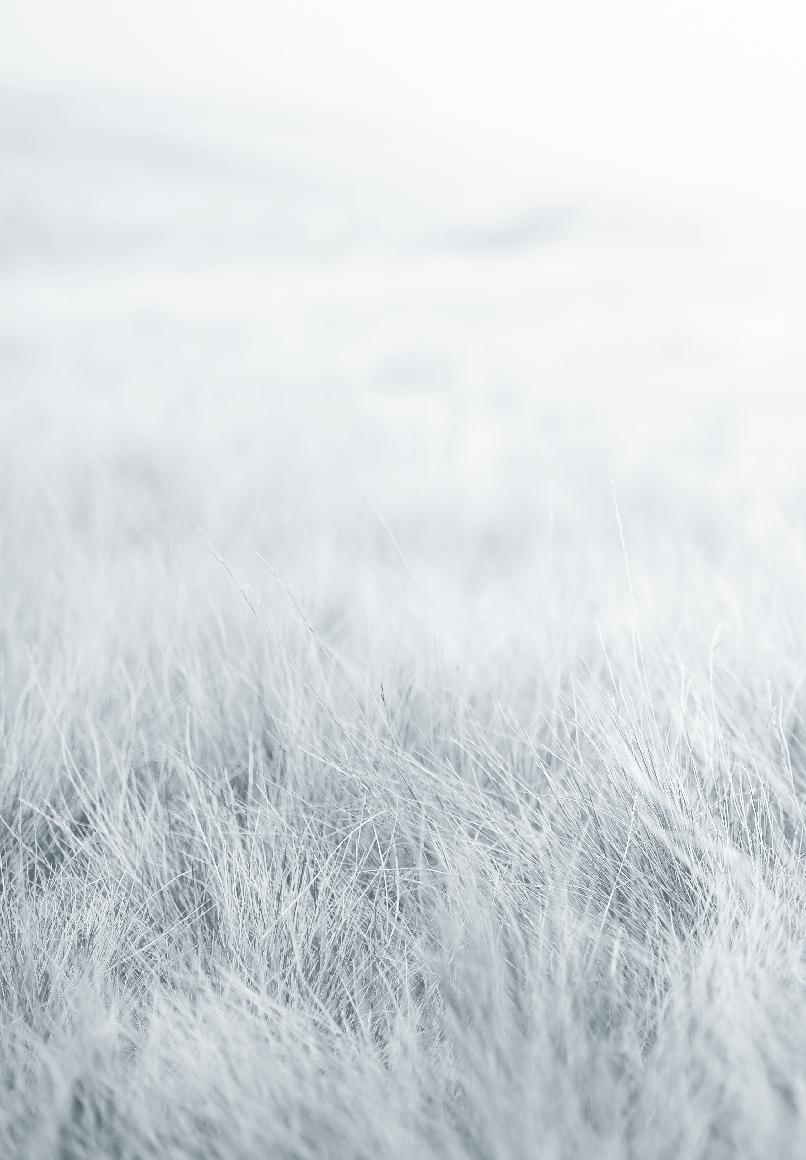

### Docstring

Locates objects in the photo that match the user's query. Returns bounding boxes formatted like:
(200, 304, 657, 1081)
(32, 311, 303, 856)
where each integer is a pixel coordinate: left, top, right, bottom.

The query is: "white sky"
(4, 1, 806, 201)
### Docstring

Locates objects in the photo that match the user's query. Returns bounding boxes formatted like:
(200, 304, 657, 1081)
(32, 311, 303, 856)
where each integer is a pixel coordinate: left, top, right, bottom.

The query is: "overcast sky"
(4, 1, 806, 202)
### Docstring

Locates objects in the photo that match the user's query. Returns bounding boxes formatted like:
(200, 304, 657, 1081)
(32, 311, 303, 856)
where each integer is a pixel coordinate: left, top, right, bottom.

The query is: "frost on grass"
(3, 480, 806, 1160)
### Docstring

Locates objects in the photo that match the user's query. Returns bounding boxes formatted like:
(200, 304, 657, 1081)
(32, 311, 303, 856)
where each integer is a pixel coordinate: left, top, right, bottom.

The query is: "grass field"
(3, 91, 806, 1158)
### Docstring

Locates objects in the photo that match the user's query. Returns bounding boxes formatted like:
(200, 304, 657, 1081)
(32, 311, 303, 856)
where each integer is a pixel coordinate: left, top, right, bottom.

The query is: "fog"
(6, 0, 806, 202)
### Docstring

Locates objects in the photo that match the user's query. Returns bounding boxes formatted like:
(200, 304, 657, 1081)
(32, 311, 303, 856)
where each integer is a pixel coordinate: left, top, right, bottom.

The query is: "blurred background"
(3, 1, 806, 644)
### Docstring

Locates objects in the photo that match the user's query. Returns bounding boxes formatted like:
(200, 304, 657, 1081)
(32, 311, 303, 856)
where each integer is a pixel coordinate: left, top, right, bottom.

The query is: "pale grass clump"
(4, 85, 806, 1158)
(3, 490, 806, 1160)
